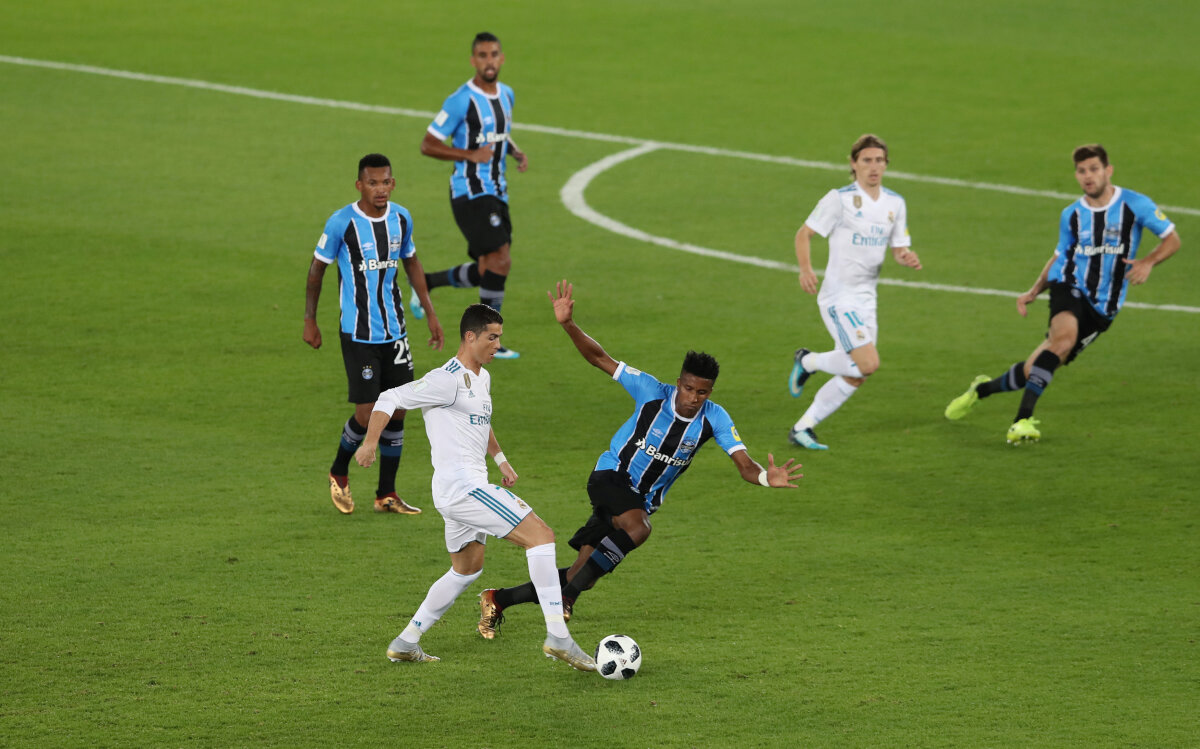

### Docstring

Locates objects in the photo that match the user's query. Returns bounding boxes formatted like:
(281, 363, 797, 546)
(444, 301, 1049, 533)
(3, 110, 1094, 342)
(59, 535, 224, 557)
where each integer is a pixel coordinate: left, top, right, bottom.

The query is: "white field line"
(5, 54, 1196, 312)
(559, 145, 1200, 313)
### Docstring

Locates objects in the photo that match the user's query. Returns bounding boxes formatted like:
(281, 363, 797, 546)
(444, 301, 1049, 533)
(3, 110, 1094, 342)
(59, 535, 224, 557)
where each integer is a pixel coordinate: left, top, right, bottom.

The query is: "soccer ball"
(595, 634, 642, 680)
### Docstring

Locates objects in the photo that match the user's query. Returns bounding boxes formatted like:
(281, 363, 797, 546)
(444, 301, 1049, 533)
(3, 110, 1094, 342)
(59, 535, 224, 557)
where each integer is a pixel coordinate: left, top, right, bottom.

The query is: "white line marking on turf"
(559, 145, 1199, 313)
(4, 54, 1195, 313)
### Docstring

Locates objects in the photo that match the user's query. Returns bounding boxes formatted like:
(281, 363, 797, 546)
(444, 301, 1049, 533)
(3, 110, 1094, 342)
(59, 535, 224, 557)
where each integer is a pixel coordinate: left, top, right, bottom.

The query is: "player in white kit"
(354, 303, 595, 671)
(786, 134, 922, 449)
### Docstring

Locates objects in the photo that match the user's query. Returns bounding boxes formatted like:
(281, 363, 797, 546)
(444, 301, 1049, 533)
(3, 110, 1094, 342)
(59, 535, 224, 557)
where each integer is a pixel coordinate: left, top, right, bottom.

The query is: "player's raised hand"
(548, 280, 575, 324)
(766, 453, 803, 487)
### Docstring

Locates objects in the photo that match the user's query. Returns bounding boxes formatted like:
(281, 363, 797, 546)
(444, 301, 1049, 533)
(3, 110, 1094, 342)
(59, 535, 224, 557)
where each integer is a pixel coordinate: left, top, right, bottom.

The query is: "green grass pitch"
(2, 2, 1198, 747)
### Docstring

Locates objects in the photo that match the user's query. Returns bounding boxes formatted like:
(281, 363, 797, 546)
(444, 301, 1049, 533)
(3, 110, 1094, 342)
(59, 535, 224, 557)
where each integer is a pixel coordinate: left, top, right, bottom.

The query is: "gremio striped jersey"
(597, 362, 746, 515)
(427, 80, 515, 202)
(1048, 187, 1175, 319)
(374, 357, 493, 502)
(804, 182, 911, 308)
(314, 201, 416, 344)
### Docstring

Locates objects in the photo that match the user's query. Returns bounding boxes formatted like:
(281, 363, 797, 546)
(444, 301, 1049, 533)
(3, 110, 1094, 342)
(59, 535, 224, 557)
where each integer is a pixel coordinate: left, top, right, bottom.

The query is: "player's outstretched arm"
(731, 450, 803, 488)
(549, 280, 618, 376)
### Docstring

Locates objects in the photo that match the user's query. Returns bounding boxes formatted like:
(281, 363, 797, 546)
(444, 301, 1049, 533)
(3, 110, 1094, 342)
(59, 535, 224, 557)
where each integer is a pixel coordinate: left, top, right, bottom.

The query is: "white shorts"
(436, 483, 533, 553)
(821, 301, 877, 352)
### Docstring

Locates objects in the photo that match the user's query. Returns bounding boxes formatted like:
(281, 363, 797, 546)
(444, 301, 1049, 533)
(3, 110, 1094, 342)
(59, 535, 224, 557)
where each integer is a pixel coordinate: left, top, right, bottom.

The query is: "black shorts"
(568, 470, 647, 551)
(1047, 283, 1113, 364)
(339, 333, 415, 404)
(451, 194, 512, 259)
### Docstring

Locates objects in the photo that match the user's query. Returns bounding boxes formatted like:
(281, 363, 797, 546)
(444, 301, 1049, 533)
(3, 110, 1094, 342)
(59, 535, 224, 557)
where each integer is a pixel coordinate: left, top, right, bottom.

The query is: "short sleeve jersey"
(427, 80, 515, 202)
(1047, 186, 1175, 319)
(375, 357, 492, 501)
(805, 182, 911, 307)
(314, 201, 416, 344)
(595, 362, 746, 514)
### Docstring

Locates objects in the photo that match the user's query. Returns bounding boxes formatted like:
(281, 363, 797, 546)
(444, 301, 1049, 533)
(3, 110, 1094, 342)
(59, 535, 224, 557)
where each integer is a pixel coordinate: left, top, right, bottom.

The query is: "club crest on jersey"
(678, 438, 698, 454)
(853, 195, 863, 209)
(361, 366, 375, 381)
(888, 211, 894, 222)
(389, 237, 404, 252)
(489, 213, 501, 228)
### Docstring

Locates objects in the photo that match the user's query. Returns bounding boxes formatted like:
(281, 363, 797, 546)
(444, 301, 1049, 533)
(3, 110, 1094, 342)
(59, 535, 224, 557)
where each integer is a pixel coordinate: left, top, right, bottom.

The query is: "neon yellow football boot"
(1006, 418, 1041, 445)
(944, 375, 990, 420)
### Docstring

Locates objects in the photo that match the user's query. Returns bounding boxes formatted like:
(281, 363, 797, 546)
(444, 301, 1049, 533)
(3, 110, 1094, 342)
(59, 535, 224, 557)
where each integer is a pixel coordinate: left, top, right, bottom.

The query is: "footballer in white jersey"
(375, 357, 495, 507)
(787, 135, 922, 451)
(354, 303, 596, 671)
(806, 182, 911, 309)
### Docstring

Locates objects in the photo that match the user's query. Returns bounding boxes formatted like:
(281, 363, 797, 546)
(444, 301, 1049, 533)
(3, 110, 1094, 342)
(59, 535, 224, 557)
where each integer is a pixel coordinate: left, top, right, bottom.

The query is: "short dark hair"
(472, 32, 500, 50)
(460, 303, 503, 339)
(681, 351, 719, 382)
(1073, 144, 1109, 167)
(358, 153, 391, 178)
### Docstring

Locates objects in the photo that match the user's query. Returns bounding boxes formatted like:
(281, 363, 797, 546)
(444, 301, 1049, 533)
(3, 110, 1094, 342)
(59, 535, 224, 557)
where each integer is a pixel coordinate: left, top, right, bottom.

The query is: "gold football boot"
(329, 474, 354, 514)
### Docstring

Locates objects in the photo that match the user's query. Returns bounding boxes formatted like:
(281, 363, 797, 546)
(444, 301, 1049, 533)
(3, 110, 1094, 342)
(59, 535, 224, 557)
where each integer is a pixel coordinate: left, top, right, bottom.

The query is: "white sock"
(399, 567, 482, 642)
(526, 543, 569, 638)
(806, 350, 860, 378)
(796, 377, 859, 430)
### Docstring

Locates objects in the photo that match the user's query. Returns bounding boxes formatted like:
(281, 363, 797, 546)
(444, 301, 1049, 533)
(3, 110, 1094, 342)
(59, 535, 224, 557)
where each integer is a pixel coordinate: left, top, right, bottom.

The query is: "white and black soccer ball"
(595, 634, 642, 680)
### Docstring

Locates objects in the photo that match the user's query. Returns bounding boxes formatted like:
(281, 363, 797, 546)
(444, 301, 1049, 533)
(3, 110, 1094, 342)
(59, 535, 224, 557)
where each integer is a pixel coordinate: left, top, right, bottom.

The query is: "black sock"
(479, 271, 506, 315)
(1016, 351, 1060, 421)
(494, 568, 569, 609)
(376, 418, 405, 496)
(424, 263, 480, 290)
(562, 530, 637, 601)
(330, 416, 367, 476)
(978, 361, 1027, 398)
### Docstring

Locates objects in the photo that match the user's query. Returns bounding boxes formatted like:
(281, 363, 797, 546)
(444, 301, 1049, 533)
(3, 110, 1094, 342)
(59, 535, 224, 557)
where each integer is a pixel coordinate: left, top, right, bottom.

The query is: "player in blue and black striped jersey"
(474, 281, 804, 635)
(416, 32, 528, 359)
(945, 145, 1181, 444)
(304, 154, 445, 515)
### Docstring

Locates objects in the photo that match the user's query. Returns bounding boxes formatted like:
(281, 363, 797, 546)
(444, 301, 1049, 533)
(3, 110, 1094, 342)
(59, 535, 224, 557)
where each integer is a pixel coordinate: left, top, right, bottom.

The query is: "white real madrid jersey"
(805, 182, 911, 306)
(374, 356, 493, 501)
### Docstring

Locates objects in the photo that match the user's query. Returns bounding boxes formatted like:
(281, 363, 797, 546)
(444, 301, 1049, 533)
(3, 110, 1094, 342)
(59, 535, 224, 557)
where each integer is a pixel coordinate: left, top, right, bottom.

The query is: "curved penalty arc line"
(559, 145, 1200, 314)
